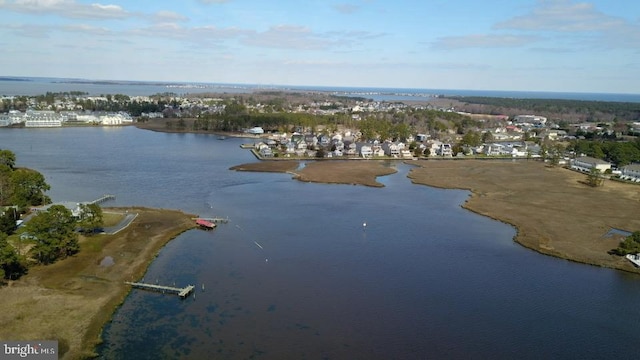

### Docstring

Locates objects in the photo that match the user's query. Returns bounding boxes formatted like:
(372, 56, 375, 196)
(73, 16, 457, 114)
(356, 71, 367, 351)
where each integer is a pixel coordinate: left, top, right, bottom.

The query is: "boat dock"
(193, 217, 230, 224)
(90, 194, 115, 205)
(125, 281, 195, 298)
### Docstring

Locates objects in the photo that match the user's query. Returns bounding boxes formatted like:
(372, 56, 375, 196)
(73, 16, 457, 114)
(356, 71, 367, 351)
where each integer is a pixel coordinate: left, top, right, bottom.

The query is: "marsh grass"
(0, 207, 196, 359)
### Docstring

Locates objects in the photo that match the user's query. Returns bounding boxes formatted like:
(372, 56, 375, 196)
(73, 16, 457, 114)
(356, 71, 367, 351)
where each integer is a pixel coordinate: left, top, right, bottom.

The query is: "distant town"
(1, 90, 640, 183)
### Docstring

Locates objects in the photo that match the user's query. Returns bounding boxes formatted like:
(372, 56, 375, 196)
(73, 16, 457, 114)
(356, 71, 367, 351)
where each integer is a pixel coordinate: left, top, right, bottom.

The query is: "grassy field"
(408, 160, 640, 270)
(232, 159, 398, 187)
(0, 207, 196, 359)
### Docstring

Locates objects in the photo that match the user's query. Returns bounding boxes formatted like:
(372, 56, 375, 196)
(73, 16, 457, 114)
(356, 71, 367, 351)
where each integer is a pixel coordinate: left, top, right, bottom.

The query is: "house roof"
(575, 156, 611, 165)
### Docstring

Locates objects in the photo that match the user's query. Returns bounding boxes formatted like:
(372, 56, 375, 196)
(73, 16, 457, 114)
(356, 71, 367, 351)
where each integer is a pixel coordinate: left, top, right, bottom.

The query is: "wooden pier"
(125, 281, 195, 298)
(193, 217, 229, 224)
(90, 194, 115, 205)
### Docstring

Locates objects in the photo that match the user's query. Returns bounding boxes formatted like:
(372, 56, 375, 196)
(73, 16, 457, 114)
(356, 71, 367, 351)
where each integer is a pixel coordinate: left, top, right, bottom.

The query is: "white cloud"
(495, 0, 627, 32)
(431, 34, 540, 50)
(241, 25, 334, 50)
(62, 23, 111, 35)
(494, 0, 640, 49)
(153, 10, 189, 23)
(333, 4, 360, 15)
(0, 0, 131, 19)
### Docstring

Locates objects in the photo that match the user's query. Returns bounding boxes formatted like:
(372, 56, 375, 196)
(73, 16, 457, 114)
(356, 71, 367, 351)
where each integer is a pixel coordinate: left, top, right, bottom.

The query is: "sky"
(0, 0, 638, 93)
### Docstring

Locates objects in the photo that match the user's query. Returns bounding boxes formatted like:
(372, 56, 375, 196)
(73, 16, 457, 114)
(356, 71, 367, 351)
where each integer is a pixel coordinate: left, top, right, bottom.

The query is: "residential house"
(259, 147, 273, 157)
(620, 164, 640, 182)
(382, 142, 400, 157)
(359, 144, 373, 158)
(571, 156, 612, 173)
(437, 143, 453, 157)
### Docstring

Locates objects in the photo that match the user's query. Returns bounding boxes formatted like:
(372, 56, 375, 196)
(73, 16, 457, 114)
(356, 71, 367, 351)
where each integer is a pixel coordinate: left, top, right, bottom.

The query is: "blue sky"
(0, 0, 638, 93)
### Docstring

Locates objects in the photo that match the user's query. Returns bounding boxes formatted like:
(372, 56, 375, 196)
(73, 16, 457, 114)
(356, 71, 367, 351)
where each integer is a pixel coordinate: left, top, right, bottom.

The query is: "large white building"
(24, 110, 63, 127)
(100, 113, 133, 125)
(571, 156, 611, 173)
(0, 110, 25, 127)
(513, 115, 547, 126)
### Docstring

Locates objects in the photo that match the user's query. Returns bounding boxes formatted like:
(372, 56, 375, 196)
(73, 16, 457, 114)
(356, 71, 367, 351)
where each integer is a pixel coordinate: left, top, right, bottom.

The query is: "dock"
(193, 217, 229, 224)
(125, 281, 195, 298)
(90, 194, 115, 205)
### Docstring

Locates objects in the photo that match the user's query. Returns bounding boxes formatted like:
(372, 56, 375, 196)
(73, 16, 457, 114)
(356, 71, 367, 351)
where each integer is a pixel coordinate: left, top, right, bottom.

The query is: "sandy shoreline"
(232, 158, 640, 272)
(0, 207, 196, 359)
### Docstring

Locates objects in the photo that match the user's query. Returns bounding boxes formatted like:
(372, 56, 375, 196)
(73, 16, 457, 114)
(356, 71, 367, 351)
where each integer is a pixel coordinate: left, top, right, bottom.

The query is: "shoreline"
(0, 207, 197, 359)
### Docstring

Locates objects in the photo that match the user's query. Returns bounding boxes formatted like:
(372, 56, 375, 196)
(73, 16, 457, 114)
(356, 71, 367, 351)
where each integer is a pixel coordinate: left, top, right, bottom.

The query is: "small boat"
(195, 218, 216, 229)
(625, 254, 640, 267)
(217, 135, 227, 140)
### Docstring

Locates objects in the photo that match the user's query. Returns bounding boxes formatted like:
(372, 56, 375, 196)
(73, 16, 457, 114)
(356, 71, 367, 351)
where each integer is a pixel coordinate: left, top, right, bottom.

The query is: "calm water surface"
(2, 127, 640, 359)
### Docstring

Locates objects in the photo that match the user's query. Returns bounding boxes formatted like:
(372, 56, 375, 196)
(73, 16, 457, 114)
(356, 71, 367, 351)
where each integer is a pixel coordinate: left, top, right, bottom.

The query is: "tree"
(610, 231, 640, 256)
(0, 232, 26, 280)
(586, 167, 604, 187)
(482, 131, 494, 144)
(461, 131, 482, 147)
(0, 150, 16, 170)
(25, 205, 78, 264)
(0, 164, 12, 206)
(0, 209, 18, 235)
(77, 203, 104, 235)
(10, 169, 51, 207)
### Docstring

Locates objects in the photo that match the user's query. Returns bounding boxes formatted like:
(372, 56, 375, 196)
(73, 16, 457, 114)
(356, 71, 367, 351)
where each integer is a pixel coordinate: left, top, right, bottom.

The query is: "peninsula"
(0, 207, 196, 359)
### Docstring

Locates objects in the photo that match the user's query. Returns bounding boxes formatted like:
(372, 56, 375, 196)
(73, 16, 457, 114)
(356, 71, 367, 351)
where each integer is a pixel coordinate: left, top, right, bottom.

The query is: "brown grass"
(407, 160, 640, 271)
(231, 160, 397, 187)
(0, 207, 196, 359)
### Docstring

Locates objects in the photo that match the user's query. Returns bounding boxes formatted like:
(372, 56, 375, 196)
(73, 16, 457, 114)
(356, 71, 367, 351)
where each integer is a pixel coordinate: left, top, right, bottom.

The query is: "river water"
(2, 127, 640, 359)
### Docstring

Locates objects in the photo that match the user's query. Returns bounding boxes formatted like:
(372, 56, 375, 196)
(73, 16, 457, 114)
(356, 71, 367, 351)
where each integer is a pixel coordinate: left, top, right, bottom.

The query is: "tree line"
(449, 96, 640, 122)
(567, 139, 640, 166)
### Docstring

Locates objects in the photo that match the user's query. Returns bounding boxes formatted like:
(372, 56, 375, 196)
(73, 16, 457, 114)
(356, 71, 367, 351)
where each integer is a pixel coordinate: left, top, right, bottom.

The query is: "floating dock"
(125, 281, 195, 298)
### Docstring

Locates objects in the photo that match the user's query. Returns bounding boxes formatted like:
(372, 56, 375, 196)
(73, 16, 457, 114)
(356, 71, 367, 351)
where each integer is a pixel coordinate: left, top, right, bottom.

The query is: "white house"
(246, 126, 264, 135)
(437, 143, 453, 157)
(382, 142, 400, 157)
(360, 145, 373, 158)
(620, 164, 640, 182)
(571, 156, 612, 173)
(259, 147, 273, 157)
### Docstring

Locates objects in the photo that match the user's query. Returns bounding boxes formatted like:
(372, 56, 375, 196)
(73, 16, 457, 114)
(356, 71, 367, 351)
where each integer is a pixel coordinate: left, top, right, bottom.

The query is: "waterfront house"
(246, 126, 265, 135)
(571, 156, 612, 173)
(620, 164, 640, 182)
(382, 142, 400, 157)
(259, 147, 273, 157)
(359, 144, 373, 158)
(437, 143, 453, 157)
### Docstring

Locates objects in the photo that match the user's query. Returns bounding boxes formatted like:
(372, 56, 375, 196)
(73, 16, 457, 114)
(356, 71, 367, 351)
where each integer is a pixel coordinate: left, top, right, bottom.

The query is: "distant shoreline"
(1, 76, 639, 102)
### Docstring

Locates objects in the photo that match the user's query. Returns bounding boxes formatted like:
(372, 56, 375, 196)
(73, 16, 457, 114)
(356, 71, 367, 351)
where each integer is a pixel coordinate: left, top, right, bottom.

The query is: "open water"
(2, 127, 640, 359)
(2, 77, 640, 102)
